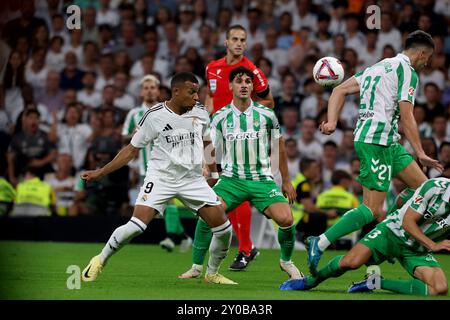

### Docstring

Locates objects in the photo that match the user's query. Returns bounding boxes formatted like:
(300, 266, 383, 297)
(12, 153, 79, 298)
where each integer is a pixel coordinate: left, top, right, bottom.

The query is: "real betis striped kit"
(353, 53, 417, 191)
(361, 178, 450, 276)
(210, 101, 288, 213)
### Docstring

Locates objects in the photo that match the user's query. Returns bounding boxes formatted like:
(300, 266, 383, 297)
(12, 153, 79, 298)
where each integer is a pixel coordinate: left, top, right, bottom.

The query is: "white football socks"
(317, 234, 331, 252)
(206, 220, 232, 275)
(100, 217, 147, 264)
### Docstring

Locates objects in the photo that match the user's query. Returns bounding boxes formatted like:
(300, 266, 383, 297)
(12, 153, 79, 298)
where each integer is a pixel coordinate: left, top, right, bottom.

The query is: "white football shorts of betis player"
(131, 102, 220, 214)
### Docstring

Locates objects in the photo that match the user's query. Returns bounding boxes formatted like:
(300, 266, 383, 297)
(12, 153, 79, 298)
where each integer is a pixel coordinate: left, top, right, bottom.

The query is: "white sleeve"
(130, 117, 156, 148)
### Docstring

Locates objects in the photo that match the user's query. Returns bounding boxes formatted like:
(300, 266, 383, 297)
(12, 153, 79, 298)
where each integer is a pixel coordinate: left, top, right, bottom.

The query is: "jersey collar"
(231, 100, 253, 116)
(397, 53, 412, 66)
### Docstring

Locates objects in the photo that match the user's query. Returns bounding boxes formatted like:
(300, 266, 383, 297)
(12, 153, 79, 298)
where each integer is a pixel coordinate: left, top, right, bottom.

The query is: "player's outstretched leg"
(281, 243, 372, 291)
(307, 203, 375, 275)
(178, 218, 212, 278)
(265, 203, 304, 279)
(82, 206, 154, 282)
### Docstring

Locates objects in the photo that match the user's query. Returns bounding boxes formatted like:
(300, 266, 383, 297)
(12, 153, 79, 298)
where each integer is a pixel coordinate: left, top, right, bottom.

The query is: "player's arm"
(402, 207, 450, 252)
(81, 144, 139, 181)
(254, 89, 274, 109)
(399, 101, 443, 172)
(320, 76, 360, 135)
(205, 92, 214, 115)
(277, 137, 296, 203)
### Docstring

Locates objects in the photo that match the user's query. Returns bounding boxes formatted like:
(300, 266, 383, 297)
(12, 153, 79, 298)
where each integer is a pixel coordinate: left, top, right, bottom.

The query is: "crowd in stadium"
(0, 0, 449, 222)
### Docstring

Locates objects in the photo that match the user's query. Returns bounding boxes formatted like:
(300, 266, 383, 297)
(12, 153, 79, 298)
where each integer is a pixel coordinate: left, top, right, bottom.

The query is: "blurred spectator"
(274, 73, 303, 119)
(32, 24, 50, 51)
(80, 41, 99, 73)
(216, 8, 233, 45)
(45, 36, 65, 73)
(285, 138, 301, 180)
(300, 81, 328, 120)
(117, 20, 145, 61)
(315, 12, 333, 55)
(274, 0, 297, 18)
(321, 140, 351, 189)
(377, 13, 402, 53)
(95, 53, 115, 92)
(413, 104, 433, 138)
(420, 137, 440, 178)
(280, 106, 300, 140)
(25, 47, 49, 96)
(77, 71, 102, 109)
(298, 117, 323, 160)
(0, 173, 15, 216)
(293, 158, 332, 242)
(60, 51, 84, 91)
(328, 0, 347, 35)
(3, 1, 46, 47)
(49, 103, 92, 171)
(230, 0, 248, 29)
(98, 24, 118, 55)
(359, 29, 380, 69)
(63, 29, 84, 63)
(114, 50, 132, 74)
(81, 7, 99, 43)
(245, 8, 265, 50)
(113, 71, 135, 111)
(177, 4, 201, 54)
(277, 12, 295, 50)
(439, 141, 450, 168)
(36, 70, 64, 115)
(337, 128, 356, 164)
(419, 67, 446, 104)
(344, 13, 365, 52)
(11, 166, 55, 217)
(44, 154, 76, 216)
(8, 109, 57, 186)
(432, 114, 450, 149)
(292, 0, 317, 31)
(256, 57, 281, 96)
(96, 0, 120, 28)
(98, 85, 125, 126)
(3, 51, 26, 120)
(49, 14, 69, 44)
(380, 44, 396, 60)
(263, 27, 289, 77)
(423, 83, 446, 122)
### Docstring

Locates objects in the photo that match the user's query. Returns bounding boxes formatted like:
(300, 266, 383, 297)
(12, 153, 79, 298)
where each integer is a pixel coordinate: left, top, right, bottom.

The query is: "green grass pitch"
(1, 241, 449, 300)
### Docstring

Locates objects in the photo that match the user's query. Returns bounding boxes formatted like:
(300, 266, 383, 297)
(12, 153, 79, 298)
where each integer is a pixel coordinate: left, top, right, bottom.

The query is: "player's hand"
(282, 181, 297, 204)
(430, 240, 450, 252)
(80, 169, 104, 181)
(417, 153, 444, 173)
(206, 177, 218, 187)
(319, 121, 336, 135)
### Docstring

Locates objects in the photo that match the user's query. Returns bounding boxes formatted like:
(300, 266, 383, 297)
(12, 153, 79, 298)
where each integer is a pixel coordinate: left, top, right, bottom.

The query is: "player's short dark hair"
(331, 170, 352, 185)
(229, 66, 254, 82)
(405, 30, 435, 50)
(170, 72, 198, 89)
(300, 158, 317, 173)
(226, 24, 247, 39)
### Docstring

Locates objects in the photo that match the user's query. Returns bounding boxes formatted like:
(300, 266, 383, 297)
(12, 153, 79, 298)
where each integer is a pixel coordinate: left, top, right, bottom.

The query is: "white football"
(313, 57, 344, 88)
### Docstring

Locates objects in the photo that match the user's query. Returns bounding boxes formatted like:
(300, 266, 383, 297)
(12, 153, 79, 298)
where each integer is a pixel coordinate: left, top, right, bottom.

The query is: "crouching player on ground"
(280, 177, 450, 296)
(81, 72, 236, 285)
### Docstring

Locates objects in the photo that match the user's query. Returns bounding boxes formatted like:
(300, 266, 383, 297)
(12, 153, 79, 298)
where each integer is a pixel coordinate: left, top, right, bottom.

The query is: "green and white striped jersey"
(121, 104, 153, 176)
(353, 53, 419, 146)
(384, 178, 450, 252)
(211, 101, 281, 181)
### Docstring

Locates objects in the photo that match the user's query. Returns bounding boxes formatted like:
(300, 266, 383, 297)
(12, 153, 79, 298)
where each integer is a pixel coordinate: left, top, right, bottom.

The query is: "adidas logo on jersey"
(163, 124, 173, 131)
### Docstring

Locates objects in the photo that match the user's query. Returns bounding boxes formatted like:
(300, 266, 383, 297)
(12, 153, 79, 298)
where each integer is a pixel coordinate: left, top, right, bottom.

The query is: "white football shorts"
(134, 176, 221, 214)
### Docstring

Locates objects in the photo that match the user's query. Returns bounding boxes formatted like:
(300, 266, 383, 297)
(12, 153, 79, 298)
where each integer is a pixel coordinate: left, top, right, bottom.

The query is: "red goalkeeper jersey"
(206, 56, 269, 114)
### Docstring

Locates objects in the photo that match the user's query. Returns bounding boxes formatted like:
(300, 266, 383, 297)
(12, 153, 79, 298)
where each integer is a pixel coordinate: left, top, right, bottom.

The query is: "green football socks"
(192, 218, 213, 265)
(324, 204, 374, 243)
(381, 278, 428, 296)
(278, 224, 296, 262)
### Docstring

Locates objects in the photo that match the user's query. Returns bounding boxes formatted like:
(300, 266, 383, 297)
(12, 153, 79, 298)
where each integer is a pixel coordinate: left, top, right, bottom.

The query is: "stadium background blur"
(0, 0, 450, 245)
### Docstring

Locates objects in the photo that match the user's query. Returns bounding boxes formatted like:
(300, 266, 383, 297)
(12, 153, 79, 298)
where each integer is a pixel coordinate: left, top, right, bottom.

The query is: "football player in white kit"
(80, 72, 237, 285)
